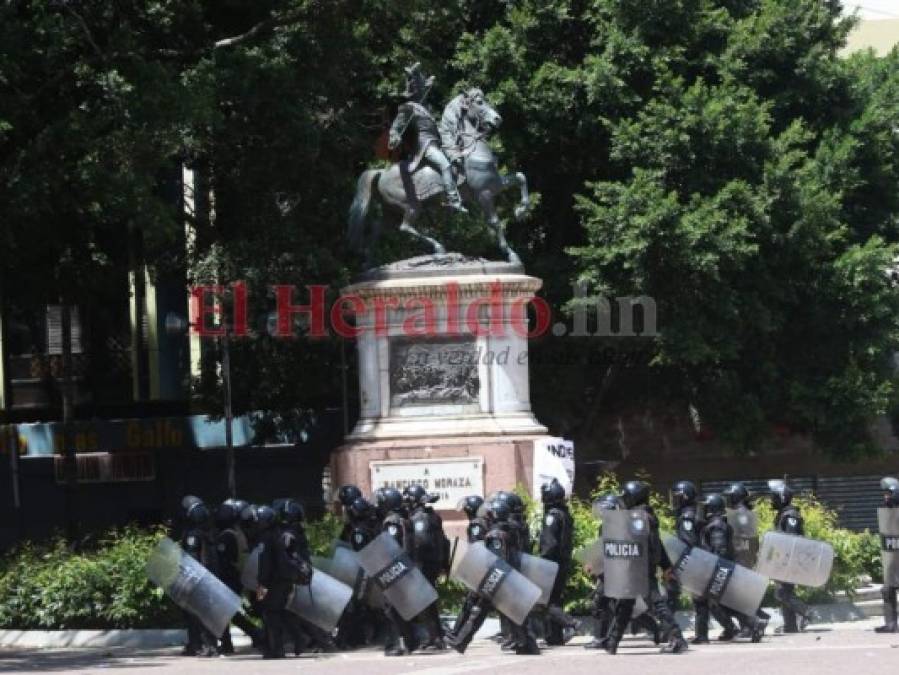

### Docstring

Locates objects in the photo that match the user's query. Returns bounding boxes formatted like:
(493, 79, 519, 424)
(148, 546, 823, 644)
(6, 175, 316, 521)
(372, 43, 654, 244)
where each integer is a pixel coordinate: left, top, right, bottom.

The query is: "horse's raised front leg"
(500, 171, 529, 221)
(399, 208, 446, 255)
(478, 192, 520, 265)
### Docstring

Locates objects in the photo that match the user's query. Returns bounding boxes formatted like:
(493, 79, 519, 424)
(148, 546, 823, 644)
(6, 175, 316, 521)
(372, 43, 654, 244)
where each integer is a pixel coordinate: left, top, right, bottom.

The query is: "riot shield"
(519, 553, 559, 607)
(601, 509, 650, 599)
(241, 544, 262, 591)
(575, 539, 604, 576)
(356, 532, 438, 621)
(727, 507, 760, 568)
(755, 531, 834, 588)
(285, 569, 353, 633)
(878, 508, 899, 587)
(451, 541, 541, 625)
(663, 535, 768, 616)
(146, 537, 242, 638)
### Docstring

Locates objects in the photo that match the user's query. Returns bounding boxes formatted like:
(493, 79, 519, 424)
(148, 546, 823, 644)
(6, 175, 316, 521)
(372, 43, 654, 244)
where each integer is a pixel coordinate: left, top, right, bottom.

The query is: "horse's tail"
(348, 169, 381, 251)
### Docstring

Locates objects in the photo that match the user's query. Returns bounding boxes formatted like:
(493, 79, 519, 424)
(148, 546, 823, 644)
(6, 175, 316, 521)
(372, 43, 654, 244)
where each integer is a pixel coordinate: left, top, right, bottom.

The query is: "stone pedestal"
(330, 255, 555, 536)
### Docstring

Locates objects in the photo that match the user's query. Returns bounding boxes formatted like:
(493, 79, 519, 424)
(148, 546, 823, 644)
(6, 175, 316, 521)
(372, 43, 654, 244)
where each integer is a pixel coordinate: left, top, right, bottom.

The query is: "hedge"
(0, 476, 884, 628)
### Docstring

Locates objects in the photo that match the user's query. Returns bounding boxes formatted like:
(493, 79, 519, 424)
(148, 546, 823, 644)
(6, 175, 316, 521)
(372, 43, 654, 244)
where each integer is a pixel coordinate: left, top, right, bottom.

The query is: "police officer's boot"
(447, 601, 489, 654)
(875, 587, 898, 633)
(691, 600, 710, 644)
(633, 612, 661, 645)
(262, 611, 286, 659)
(660, 629, 689, 655)
(513, 623, 540, 655)
(584, 615, 610, 649)
(603, 612, 629, 655)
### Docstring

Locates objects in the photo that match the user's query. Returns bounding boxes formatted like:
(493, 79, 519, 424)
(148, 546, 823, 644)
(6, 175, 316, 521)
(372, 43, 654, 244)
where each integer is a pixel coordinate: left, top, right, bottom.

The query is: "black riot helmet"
(670, 480, 697, 510)
(254, 504, 277, 532)
(593, 492, 620, 512)
(487, 499, 511, 524)
(348, 496, 375, 520)
(703, 493, 726, 518)
(723, 482, 750, 508)
(768, 479, 793, 510)
(215, 500, 243, 529)
(881, 477, 899, 507)
(185, 500, 211, 528)
(181, 495, 203, 516)
(504, 493, 525, 515)
(381, 487, 405, 514)
(620, 480, 650, 508)
(239, 504, 258, 531)
(275, 498, 305, 526)
(337, 484, 363, 507)
(373, 487, 389, 517)
(405, 484, 438, 507)
(459, 495, 485, 519)
(541, 478, 566, 506)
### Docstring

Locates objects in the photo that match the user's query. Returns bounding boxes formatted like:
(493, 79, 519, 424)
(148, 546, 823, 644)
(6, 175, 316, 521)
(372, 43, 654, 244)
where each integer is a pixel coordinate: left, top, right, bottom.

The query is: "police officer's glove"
(297, 561, 313, 586)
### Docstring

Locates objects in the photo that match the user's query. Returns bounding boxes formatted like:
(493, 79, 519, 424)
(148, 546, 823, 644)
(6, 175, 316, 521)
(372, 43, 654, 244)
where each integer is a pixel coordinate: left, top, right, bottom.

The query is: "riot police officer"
(180, 499, 220, 657)
(876, 476, 899, 633)
(379, 487, 420, 656)
(723, 482, 771, 637)
(539, 479, 578, 644)
(336, 496, 382, 648)
(215, 499, 263, 653)
(452, 495, 490, 637)
(668, 480, 703, 637)
(770, 480, 811, 633)
(337, 484, 363, 544)
(406, 485, 450, 649)
(447, 499, 540, 655)
(256, 504, 313, 659)
(584, 492, 620, 649)
(605, 481, 688, 655)
(460, 495, 488, 543)
(697, 494, 746, 642)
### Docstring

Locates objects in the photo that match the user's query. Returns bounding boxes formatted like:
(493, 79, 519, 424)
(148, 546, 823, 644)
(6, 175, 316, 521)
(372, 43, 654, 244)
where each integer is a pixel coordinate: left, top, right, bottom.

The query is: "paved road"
(2, 622, 898, 674)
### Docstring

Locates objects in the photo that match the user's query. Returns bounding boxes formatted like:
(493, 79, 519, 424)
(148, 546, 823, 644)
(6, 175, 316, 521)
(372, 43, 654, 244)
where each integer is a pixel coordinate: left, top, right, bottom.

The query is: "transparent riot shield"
(451, 541, 541, 626)
(756, 531, 834, 588)
(878, 508, 899, 587)
(285, 569, 353, 633)
(146, 537, 242, 638)
(241, 544, 262, 591)
(519, 553, 559, 607)
(727, 507, 760, 568)
(356, 532, 438, 621)
(575, 539, 604, 576)
(663, 535, 768, 616)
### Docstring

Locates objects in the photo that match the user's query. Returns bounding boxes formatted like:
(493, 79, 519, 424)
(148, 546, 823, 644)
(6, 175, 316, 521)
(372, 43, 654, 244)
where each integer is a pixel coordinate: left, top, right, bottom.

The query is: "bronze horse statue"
(348, 89, 530, 265)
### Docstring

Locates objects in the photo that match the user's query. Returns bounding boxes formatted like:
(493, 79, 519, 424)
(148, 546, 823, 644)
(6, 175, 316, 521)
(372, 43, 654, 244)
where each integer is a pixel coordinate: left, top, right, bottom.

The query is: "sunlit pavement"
(2, 620, 898, 675)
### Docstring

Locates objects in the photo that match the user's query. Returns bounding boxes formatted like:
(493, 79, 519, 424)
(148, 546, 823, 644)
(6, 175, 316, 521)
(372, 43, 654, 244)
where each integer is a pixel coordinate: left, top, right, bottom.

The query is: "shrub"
(0, 478, 883, 629)
(0, 526, 179, 629)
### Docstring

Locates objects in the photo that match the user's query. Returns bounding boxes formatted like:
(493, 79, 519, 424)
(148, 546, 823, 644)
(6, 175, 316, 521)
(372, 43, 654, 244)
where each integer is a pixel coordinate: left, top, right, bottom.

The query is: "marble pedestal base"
(330, 433, 544, 539)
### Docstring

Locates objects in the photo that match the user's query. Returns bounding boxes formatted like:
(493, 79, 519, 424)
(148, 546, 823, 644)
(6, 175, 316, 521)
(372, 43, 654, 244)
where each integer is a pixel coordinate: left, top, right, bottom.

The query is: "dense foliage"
(1, 2, 898, 450)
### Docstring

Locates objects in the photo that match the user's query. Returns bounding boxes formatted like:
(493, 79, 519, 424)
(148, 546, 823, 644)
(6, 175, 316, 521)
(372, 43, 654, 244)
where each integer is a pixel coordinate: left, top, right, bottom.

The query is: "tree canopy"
(2, 0, 897, 456)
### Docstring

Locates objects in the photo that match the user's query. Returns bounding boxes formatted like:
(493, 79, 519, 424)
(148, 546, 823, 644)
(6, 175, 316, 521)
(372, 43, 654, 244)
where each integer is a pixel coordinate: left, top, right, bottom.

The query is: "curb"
(0, 600, 881, 650)
(0, 629, 254, 649)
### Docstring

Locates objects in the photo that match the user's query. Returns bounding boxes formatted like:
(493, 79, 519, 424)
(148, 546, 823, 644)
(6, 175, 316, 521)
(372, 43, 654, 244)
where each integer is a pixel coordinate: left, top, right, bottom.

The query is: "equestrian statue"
(348, 62, 530, 265)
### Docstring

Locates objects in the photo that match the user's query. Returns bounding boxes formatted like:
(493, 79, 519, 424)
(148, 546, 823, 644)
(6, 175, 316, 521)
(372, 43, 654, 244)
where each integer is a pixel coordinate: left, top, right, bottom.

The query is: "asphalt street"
(2, 620, 898, 675)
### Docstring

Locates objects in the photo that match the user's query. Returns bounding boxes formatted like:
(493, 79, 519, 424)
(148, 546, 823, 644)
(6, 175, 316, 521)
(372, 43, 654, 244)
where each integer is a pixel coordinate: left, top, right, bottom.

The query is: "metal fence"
(700, 475, 882, 532)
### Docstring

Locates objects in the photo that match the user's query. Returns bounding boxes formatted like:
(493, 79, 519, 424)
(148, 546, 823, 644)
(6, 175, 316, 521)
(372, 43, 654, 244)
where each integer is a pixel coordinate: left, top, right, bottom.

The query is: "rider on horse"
(388, 63, 468, 214)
